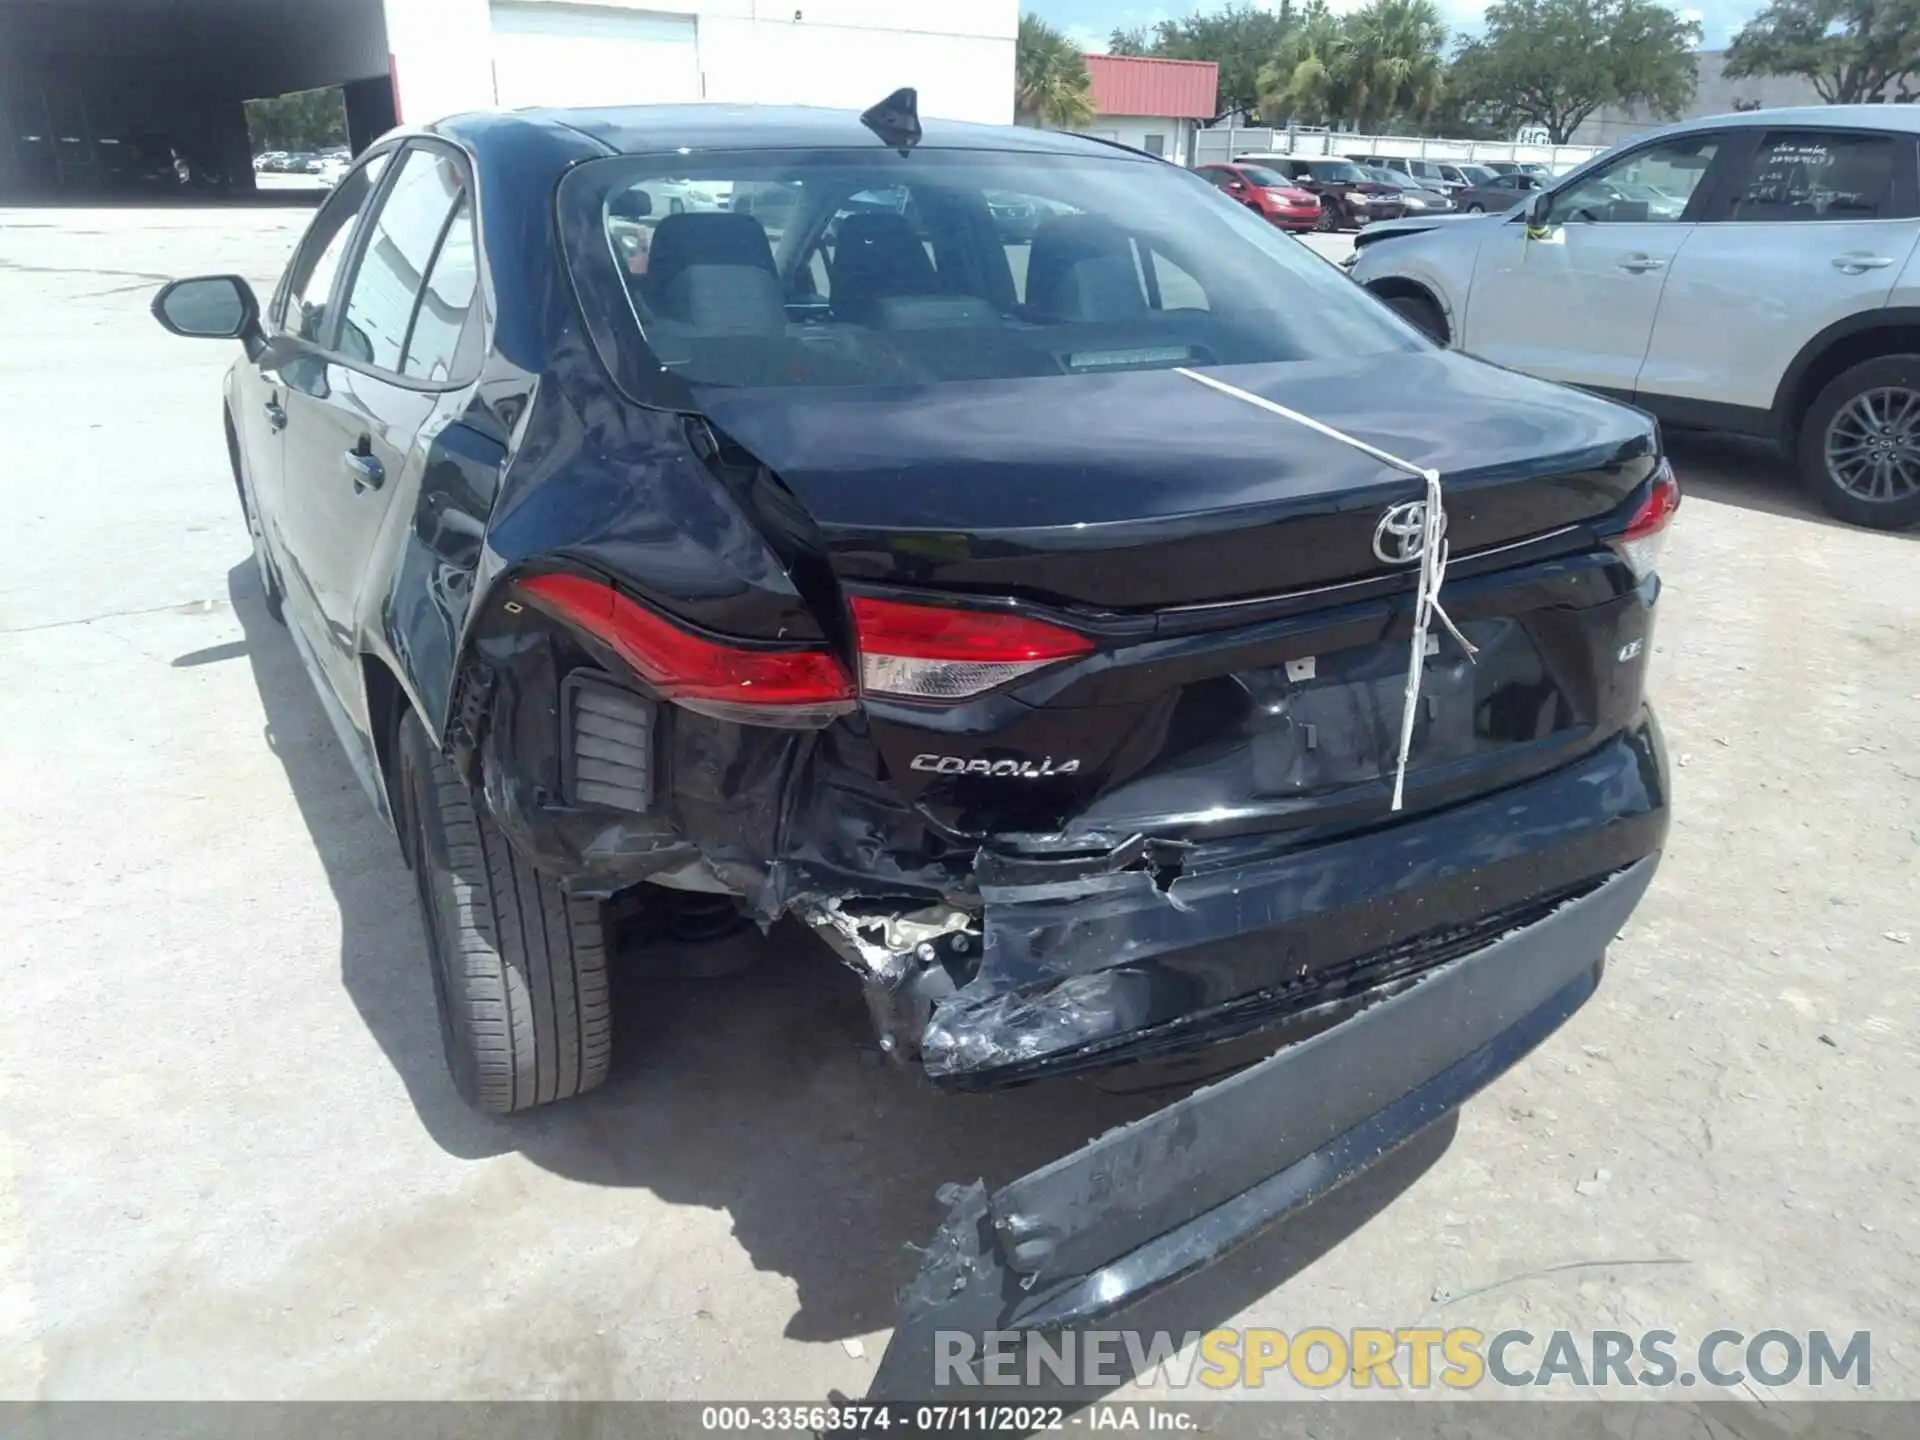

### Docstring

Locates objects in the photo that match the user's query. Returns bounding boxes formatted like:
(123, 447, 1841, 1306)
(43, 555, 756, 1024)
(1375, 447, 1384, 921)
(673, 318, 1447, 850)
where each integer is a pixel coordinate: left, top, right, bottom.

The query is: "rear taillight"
(1613, 460, 1680, 583)
(850, 596, 1094, 702)
(518, 573, 855, 728)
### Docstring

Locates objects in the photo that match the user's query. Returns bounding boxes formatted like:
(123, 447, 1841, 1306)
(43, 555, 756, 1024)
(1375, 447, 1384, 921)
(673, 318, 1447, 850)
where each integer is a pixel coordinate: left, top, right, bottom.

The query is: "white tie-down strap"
(1175, 368, 1478, 812)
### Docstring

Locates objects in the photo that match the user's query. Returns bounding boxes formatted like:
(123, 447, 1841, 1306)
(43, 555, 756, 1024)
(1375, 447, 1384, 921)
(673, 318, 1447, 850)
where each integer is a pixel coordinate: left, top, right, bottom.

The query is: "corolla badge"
(911, 754, 1082, 779)
(1372, 499, 1437, 565)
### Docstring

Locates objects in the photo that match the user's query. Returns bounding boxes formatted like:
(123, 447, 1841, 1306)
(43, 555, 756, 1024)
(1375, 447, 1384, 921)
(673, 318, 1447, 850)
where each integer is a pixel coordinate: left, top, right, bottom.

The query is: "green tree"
(1256, 0, 1445, 130)
(1257, 0, 1357, 126)
(1448, 0, 1700, 144)
(1109, 2, 1292, 120)
(243, 86, 348, 154)
(1015, 13, 1097, 127)
(1724, 0, 1920, 103)
(1346, 0, 1449, 129)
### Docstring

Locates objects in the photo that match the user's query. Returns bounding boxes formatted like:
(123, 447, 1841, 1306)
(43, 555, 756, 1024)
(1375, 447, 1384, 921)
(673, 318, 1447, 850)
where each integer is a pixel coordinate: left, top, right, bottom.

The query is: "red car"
(1194, 162, 1322, 231)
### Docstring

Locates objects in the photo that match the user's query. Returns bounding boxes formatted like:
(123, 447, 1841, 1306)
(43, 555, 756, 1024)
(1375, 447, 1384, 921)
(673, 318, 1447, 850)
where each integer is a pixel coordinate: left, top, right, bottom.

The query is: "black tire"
(397, 710, 612, 1113)
(1797, 354, 1920, 531)
(1465, 203, 1485, 214)
(1384, 291, 1448, 345)
(1315, 206, 1336, 232)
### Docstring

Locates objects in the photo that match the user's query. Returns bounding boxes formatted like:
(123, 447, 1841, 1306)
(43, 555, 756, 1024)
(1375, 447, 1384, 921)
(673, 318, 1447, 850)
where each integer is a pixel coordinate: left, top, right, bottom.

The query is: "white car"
(1350, 105, 1920, 529)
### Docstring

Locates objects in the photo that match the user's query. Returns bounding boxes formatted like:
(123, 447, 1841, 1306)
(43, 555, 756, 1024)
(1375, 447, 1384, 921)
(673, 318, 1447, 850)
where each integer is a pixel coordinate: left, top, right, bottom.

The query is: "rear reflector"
(850, 596, 1094, 702)
(1614, 460, 1680, 583)
(518, 573, 854, 728)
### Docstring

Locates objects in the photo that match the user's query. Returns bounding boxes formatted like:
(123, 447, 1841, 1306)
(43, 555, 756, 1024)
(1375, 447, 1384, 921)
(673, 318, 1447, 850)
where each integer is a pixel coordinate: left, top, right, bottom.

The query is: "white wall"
(384, 0, 496, 123)
(383, 0, 1015, 124)
(1086, 115, 1193, 166)
(697, 0, 1015, 123)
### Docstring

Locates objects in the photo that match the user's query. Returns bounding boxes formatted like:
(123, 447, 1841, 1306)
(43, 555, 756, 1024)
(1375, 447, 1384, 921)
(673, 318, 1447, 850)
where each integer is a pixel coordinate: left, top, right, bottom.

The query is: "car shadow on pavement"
(225, 560, 1458, 1382)
(1665, 430, 1920, 535)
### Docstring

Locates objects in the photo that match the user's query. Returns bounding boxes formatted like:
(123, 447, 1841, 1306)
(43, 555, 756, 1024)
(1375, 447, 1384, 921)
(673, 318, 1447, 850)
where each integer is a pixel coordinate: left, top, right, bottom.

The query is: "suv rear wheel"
(396, 710, 612, 1113)
(1798, 354, 1920, 530)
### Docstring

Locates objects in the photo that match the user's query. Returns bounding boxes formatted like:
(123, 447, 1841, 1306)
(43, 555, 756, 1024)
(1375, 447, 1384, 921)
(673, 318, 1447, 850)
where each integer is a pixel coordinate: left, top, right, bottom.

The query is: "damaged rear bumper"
(865, 851, 1658, 1399)
(831, 714, 1667, 1086)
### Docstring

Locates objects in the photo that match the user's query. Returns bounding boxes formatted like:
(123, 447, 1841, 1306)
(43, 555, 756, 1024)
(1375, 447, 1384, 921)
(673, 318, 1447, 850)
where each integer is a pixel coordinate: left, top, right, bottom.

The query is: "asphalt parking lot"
(2, 203, 1917, 1403)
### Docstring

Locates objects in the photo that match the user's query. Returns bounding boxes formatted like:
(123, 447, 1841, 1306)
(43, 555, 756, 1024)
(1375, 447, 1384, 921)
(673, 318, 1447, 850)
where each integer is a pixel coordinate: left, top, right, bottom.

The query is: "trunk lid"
(694, 351, 1661, 841)
(695, 350, 1654, 611)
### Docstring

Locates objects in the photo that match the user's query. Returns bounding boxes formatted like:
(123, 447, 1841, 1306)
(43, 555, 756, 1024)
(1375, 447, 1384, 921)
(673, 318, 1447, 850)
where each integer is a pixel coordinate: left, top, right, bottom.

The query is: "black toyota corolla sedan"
(153, 96, 1672, 1381)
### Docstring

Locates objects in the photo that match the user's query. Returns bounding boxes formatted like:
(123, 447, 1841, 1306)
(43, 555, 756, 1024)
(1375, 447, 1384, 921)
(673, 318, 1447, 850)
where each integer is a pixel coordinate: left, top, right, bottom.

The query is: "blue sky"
(1024, 0, 1757, 53)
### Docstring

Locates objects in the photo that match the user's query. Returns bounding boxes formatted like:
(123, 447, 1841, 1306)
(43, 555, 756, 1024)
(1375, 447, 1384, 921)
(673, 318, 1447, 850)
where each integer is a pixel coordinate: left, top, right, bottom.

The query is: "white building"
(1078, 53, 1219, 167)
(390, 0, 1018, 127)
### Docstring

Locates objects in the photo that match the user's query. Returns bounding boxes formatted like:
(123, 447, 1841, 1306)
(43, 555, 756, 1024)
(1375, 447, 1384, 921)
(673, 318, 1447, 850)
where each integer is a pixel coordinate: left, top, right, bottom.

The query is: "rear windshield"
(560, 147, 1417, 393)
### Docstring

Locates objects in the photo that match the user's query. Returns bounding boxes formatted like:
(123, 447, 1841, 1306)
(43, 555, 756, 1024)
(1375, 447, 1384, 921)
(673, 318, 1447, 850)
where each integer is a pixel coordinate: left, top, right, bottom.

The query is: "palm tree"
(1346, 0, 1447, 130)
(1015, 14, 1098, 128)
(1257, 2, 1355, 127)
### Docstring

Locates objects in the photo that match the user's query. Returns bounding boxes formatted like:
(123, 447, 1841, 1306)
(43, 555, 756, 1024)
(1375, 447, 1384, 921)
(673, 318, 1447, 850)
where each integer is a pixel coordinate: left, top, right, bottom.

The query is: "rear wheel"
(1797, 354, 1920, 530)
(397, 710, 613, 1113)
(1465, 203, 1485, 213)
(1383, 291, 1447, 346)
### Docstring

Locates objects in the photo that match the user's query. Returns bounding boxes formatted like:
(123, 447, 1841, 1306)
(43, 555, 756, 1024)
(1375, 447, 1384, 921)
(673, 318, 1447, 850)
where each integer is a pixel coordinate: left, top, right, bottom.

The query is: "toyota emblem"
(1373, 500, 1433, 565)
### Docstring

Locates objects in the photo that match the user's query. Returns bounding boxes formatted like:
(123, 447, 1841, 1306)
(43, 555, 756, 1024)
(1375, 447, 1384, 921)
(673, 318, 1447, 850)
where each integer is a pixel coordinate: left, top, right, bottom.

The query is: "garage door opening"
(0, 0, 393, 202)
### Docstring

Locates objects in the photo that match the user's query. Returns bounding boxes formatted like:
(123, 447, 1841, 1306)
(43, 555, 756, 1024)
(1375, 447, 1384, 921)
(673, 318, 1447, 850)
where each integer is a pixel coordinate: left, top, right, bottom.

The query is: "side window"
(1724, 130, 1898, 222)
(335, 146, 466, 373)
(403, 195, 479, 381)
(278, 152, 389, 341)
(1144, 247, 1210, 312)
(1549, 134, 1720, 224)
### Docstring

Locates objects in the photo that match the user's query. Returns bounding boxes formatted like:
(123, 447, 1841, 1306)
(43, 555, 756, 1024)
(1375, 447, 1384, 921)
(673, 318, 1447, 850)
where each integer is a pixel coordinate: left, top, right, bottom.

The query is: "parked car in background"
(254, 150, 287, 172)
(1193, 161, 1322, 231)
(1248, 155, 1404, 229)
(1449, 170, 1545, 213)
(984, 189, 1041, 241)
(1359, 166, 1457, 215)
(1357, 155, 1459, 192)
(1435, 161, 1499, 189)
(1351, 105, 1920, 528)
(149, 100, 1672, 1384)
(1482, 160, 1556, 181)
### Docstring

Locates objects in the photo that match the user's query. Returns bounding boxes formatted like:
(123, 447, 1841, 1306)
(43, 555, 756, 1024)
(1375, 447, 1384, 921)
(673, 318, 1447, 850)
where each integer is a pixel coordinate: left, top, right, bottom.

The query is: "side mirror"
(151, 275, 258, 340)
(1523, 189, 1552, 231)
(1226, 180, 1246, 192)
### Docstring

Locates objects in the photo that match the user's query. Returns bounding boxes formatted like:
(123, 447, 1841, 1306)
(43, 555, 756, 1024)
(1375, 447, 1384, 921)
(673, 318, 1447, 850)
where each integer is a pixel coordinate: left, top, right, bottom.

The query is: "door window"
(335, 146, 467, 374)
(1723, 130, 1898, 222)
(277, 152, 389, 342)
(402, 195, 479, 381)
(1548, 135, 1720, 224)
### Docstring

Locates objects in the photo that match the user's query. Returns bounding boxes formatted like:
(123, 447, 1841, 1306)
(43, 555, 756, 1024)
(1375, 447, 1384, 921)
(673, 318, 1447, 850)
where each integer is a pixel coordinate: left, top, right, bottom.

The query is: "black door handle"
(263, 399, 287, 431)
(342, 447, 385, 492)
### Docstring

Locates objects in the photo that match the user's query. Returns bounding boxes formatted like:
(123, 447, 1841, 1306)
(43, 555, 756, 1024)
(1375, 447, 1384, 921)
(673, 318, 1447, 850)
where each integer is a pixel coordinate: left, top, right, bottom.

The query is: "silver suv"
(1349, 106, 1920, 529)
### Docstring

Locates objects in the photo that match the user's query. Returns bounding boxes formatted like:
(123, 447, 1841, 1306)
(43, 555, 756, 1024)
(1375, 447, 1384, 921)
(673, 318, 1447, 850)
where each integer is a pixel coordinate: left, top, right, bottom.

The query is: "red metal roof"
(1083, 53, 1220, 120)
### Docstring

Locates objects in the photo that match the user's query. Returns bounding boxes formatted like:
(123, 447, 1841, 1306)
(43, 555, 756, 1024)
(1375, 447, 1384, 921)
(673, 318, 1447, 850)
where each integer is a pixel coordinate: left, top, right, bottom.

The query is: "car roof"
(1636, 103, 1920, 141)
(432, 104, 1149, 160)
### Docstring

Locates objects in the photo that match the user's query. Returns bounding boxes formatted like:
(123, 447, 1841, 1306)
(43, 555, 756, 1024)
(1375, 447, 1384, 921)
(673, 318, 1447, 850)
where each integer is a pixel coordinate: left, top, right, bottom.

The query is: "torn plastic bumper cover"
(833, 715, 1666, 1087)
(864, 853, 1658, 1400)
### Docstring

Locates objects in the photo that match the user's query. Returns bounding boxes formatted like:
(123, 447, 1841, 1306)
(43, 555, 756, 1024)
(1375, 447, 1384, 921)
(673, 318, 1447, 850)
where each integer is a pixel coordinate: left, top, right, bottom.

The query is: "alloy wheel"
(1825, 386, 1920, 503)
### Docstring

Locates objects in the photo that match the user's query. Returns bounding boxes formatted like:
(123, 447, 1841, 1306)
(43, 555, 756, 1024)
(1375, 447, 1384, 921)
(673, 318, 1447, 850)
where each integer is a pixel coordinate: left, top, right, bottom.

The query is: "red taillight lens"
(850, 596, 1094, 702)
(518, 573, 855, 727)
(1615, 461, 1680, 582)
